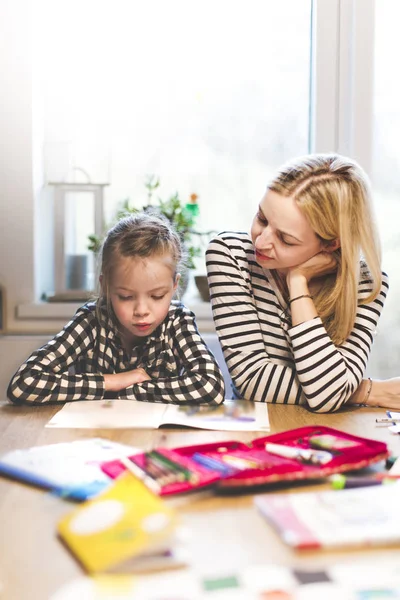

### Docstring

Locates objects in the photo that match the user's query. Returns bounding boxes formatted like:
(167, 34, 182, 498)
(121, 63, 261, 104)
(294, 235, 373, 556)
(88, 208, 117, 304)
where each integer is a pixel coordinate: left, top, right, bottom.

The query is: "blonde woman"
(206, 153, 396, 413)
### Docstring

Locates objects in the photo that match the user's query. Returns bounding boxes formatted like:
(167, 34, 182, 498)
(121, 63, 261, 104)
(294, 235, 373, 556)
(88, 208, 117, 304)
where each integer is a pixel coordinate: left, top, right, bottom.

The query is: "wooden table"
(0, 400, 398, 599)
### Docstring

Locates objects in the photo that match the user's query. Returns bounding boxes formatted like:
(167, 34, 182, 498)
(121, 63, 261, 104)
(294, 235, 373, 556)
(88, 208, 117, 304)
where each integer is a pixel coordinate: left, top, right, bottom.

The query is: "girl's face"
(250, 190, 324, 274)
(109, 254, 179, 347)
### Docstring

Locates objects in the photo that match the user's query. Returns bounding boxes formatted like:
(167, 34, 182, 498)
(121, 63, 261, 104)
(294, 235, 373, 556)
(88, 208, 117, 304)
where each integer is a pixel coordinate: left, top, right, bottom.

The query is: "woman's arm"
(282, 251, 389, 412)
(287, 284, 387, 413)
(7, 306, 105, 405)
(206, 233, 304, 405)
(124, 306, 225, 405)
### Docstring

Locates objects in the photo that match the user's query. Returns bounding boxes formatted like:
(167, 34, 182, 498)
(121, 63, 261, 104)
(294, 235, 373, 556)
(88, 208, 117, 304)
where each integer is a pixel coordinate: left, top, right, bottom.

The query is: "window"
(370, 0, 400, 377)
(36, 0, 312, 291)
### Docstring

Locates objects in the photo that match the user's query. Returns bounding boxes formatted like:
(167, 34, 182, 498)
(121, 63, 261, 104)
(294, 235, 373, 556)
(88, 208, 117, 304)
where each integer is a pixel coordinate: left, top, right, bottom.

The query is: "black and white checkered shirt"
(7, 301, 225, 405)
(206, 232, 389, 413)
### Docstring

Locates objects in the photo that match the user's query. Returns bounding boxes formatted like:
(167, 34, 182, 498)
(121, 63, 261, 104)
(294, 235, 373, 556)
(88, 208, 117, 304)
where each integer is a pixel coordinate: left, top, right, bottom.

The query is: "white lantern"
(48, 182, 108, 301)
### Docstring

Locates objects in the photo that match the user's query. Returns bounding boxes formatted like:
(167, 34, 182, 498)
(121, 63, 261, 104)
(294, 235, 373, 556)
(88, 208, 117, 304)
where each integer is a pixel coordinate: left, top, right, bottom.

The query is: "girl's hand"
(104, 368, 151, 392)
(287, 251, 338, 286)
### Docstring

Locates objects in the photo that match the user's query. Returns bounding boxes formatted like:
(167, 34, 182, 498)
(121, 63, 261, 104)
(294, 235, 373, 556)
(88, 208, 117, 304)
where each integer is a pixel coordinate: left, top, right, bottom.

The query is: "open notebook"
(45, 399, 270, 432)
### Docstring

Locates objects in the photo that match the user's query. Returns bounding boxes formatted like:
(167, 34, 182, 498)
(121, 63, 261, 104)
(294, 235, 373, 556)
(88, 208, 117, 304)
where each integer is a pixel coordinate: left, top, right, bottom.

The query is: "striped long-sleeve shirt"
(7, 300, 225, 406)
(206, 231, 388, 413)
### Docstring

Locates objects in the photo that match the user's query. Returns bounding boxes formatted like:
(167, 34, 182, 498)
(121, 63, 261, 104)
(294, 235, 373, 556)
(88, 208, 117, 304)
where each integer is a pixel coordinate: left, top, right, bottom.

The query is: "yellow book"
(58, 471, 183, 574)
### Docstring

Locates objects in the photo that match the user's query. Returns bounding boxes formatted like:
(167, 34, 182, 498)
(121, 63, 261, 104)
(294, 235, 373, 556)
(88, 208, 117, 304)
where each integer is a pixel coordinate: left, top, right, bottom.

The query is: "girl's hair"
(267, 153, 382, 345)
(96, 212, 183, 319)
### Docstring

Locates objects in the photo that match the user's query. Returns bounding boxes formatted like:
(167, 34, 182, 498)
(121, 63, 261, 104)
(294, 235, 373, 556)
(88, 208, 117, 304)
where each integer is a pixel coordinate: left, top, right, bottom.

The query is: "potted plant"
(88, 175, 214, 299)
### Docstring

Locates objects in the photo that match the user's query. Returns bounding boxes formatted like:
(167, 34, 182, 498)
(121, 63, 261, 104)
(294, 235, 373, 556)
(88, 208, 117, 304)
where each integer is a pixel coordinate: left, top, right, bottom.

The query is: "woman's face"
(251, 190, 324, 274)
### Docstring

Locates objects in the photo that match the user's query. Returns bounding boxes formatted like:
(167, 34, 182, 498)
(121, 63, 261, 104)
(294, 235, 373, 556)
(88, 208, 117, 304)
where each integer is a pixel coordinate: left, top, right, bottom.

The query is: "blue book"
(0, 438, 139, 501)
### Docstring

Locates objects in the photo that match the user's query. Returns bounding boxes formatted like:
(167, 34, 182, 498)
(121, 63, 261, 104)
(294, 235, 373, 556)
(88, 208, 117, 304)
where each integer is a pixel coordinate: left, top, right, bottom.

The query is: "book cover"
(0, 438, 139, 501)
(255, 481, 400, 550)
(58, 471, 182, 573)
(46, 399, 270, 432)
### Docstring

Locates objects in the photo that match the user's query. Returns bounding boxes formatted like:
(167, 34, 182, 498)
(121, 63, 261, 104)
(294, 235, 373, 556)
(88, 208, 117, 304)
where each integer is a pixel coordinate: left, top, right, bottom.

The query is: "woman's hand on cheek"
(287, 252, 339, 286)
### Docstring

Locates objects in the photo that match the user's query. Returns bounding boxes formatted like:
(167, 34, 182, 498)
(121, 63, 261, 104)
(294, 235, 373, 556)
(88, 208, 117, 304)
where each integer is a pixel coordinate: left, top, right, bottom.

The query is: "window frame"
(310, 0, 375, 173)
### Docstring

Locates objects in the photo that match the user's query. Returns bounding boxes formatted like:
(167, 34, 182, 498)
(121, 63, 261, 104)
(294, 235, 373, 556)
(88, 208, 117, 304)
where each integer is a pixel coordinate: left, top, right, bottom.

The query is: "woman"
(206, 153, 397, 413)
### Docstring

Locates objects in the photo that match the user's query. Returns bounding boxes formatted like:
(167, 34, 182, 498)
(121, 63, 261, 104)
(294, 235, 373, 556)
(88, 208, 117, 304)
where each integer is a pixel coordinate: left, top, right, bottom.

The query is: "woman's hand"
(286, 251, 338, 287)
(103, 368, 151, 392)
(367, 378, 400, 410)
(349, 378, 400, 410)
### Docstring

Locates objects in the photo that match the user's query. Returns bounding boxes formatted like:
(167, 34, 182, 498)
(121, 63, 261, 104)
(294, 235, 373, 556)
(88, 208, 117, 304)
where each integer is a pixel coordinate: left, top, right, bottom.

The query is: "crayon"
(119, 455, 161, 494)
(221, 454, 259, 470)
(191, 452, 236, 475)
(144, 453, 185, 485)
(148, 450, 199, 484)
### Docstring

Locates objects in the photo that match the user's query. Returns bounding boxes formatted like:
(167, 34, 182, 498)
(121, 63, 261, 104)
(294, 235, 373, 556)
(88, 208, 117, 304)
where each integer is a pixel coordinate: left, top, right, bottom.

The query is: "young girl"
(8, 213, 225, 405)
(206, 153, 396, 413)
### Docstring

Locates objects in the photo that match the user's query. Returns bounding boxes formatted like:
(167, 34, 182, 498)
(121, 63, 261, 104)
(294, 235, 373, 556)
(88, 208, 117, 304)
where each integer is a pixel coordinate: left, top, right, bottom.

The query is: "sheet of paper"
(46, 400, 167, 429)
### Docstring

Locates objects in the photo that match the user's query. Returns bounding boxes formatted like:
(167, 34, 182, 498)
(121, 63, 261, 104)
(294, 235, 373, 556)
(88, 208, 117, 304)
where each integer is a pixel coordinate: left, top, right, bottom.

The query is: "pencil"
(149, 450, 199, 484)
(119, 455, 161, 495)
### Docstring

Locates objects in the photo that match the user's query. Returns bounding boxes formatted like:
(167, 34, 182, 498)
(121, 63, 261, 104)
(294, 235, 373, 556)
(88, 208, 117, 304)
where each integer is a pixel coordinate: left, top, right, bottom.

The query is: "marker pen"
(330, 473, 400, 490)
(265, 443, 333, 465)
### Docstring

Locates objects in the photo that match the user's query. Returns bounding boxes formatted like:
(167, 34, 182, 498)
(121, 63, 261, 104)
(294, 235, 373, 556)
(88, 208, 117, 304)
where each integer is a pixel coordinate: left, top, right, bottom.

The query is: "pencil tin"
(101, 425, 388, 495)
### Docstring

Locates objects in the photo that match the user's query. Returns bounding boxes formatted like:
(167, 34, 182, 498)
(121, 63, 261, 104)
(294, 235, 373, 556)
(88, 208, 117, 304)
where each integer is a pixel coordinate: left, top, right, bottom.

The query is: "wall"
(0, 1, 36, 332)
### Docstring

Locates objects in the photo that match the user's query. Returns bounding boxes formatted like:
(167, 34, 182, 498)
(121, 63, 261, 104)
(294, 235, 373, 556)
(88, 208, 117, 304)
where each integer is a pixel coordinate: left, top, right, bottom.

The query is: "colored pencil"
(119, 455, 161, 494)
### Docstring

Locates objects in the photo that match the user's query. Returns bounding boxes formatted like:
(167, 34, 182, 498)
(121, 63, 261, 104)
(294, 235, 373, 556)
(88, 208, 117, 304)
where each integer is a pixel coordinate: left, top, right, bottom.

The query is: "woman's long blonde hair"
(268, 153, 382, 345)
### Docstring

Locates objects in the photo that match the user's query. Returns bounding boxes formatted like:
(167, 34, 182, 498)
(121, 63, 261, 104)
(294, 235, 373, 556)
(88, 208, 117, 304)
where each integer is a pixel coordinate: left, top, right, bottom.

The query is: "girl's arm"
(7, 306, 105, 405)
(124, 307, 225, 405)
(206, 233, 389, 413)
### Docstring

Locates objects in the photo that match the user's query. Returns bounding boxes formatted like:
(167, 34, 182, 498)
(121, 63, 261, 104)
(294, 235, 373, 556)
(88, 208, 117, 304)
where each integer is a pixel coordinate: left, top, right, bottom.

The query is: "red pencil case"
(101, 425, 388, 496)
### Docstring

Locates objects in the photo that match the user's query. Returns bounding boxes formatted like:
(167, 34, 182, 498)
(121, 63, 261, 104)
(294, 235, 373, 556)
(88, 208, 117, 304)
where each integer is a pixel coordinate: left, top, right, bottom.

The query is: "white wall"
(0, 1, 35, 332)
(0, 335, 50, 399)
